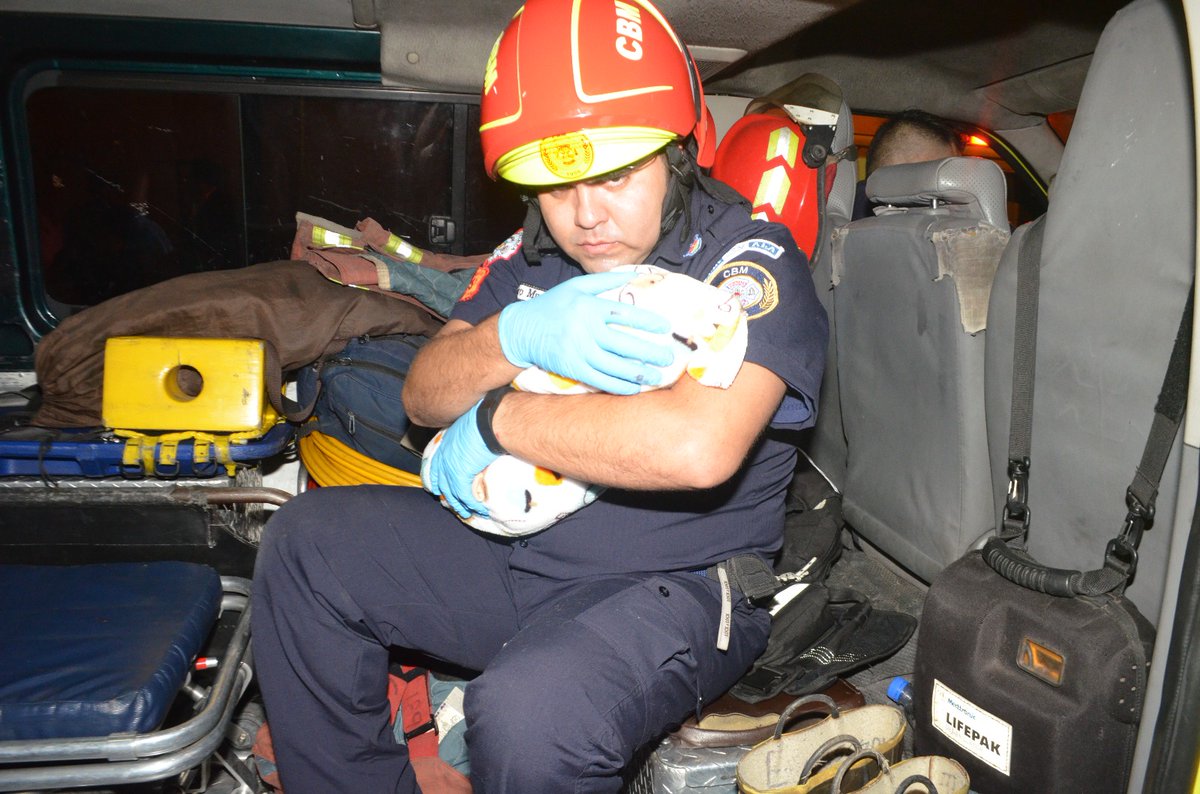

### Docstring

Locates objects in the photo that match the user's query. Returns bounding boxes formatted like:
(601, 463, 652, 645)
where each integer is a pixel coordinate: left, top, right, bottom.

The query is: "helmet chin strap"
(661, 144, 696, 247)
(519, 194, 557, 265)
(664, 143, 750, 246)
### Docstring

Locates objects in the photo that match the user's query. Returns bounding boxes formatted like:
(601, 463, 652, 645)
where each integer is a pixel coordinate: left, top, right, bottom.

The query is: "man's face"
(535, 152, 669, 273)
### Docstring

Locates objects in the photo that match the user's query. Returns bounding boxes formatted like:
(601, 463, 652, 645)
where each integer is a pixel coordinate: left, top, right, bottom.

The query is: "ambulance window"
(239, 95, 455, 267)
(27, 87, 245, 307)
(852, 113, 1047, 227)
(1047, 110, 1076, 143)
(24, 82, 523, 312)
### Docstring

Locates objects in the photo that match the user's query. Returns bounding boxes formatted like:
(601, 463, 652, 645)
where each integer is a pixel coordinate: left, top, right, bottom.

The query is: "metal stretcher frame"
(0, 577, 253, 792)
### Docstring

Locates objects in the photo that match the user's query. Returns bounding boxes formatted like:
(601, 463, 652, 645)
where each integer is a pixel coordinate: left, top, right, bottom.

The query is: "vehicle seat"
(984, 0, 1194, 622)
(0, 562, 253, 790)
(814, 156, 1010, 582)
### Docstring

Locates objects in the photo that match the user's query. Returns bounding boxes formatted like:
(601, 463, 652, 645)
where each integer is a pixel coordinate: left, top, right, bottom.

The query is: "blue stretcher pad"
(0, 562, 222, 740)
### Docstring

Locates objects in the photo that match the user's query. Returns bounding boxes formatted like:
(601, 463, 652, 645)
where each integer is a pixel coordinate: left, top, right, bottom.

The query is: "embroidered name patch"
(516, 283, 544, 301)
(706, 261, 779, 319)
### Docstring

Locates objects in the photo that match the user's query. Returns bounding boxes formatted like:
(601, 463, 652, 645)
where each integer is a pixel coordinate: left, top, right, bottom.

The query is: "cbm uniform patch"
(931, 679, 1012, 775)
(485, 231, 523, 265)
(705, 261, 779, 319)
(461, 231, 523, 302)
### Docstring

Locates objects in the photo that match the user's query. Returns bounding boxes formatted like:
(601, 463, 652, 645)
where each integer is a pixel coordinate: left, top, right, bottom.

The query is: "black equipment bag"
(730, 465, 915, 703)
(913, 218, 1190, 793)
(914, 551, 1154, 792)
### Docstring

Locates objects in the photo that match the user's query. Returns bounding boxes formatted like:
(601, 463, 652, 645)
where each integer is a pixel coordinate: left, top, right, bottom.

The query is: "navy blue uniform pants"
(251, 485, 771, 793)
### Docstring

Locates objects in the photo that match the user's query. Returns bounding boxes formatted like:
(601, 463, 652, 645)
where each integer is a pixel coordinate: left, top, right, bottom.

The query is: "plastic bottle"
(887, 676, 914, 719)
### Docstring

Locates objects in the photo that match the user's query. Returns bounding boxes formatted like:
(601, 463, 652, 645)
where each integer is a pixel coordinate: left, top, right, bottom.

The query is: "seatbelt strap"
(999, 216, 1044, 538)
(991, 214, 1193, 596)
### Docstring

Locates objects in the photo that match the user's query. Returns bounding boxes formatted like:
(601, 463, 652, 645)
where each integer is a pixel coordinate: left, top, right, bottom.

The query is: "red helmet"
(711, 111, 836, 258)
(713, 74, 844, 257)
(480, 0, 710, 186)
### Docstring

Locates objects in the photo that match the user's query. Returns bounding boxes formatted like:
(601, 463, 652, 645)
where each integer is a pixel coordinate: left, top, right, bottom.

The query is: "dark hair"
(866, 110, 963, 175)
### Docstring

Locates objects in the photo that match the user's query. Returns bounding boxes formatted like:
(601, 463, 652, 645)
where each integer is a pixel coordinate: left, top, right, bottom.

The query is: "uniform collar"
(646, 187, 722, 270)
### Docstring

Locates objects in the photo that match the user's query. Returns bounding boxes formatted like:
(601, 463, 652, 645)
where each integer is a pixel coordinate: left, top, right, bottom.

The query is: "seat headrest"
(865, 157, 1009, 230)
(825, 98, 858, 225)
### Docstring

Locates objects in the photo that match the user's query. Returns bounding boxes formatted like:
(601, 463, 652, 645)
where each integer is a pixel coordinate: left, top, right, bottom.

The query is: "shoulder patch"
(714, 238, 785, 269)
(705, 261, 780, 320)
(460, 230, 524, 303)
(485, 230, 524, 265)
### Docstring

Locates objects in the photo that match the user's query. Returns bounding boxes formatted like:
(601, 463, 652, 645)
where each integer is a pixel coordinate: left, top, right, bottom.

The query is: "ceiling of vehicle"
(374, 0, 1132, 131)
(5, 0, 1136, 130)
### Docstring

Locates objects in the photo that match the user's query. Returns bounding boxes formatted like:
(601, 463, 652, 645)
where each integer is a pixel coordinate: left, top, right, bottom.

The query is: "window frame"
(0, 12, 517, 366)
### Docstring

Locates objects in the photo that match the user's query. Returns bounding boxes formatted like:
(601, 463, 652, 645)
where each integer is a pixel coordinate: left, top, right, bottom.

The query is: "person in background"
(853, 109, 964, 219)
(250, 0, 828, 791)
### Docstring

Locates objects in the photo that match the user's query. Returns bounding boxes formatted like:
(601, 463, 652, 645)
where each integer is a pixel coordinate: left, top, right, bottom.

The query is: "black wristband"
(476, 385, 513, 455)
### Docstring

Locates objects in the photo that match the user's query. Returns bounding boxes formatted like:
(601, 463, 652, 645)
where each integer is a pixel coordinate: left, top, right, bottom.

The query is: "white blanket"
(422, 265, 748, 537)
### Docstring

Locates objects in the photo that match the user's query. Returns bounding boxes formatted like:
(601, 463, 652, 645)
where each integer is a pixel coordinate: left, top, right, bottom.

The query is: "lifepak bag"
(912, 220, 1186, 793)
(295, 333, 434, 475)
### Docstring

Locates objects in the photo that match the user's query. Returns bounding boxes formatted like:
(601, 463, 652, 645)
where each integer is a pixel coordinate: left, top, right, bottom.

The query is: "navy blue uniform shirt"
(450, 185, 828, 579)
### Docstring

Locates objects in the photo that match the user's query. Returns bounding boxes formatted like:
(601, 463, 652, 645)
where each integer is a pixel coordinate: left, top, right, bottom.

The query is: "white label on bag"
(932, 679, 1012, 775)
(434, 686, 466, 742)
(768, 582, 808, 616)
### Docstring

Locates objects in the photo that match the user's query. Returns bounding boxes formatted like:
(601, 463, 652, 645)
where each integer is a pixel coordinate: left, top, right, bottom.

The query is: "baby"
(421, 265, 748, 536)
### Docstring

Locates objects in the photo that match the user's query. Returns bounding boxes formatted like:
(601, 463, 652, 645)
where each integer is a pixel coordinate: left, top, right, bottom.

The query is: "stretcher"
(0, 422, 294, 479)
(0, 562, 253, 791)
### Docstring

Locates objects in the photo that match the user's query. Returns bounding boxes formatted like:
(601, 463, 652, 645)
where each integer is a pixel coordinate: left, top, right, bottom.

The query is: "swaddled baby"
(422, 264, 748, 536)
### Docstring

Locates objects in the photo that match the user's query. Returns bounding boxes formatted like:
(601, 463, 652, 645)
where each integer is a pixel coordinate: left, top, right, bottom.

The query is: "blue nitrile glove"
(422, 401, 498, 520)
(497, 270, 675, 395)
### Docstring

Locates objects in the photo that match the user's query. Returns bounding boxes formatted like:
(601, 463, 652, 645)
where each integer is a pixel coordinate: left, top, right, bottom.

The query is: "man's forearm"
(402, 315, 522, 428)
(490, 363, 785, 491)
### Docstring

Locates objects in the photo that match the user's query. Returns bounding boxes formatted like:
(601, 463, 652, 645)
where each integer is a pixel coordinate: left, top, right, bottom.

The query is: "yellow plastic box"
(102, 337, 275, 433)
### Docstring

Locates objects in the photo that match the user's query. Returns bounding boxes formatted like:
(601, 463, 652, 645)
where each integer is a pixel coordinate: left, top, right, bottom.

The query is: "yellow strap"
(122, 438, 141, 468)
(112, 427, 264, 477)
(298, 430, 422, 487)
(158, 439, 179, 466)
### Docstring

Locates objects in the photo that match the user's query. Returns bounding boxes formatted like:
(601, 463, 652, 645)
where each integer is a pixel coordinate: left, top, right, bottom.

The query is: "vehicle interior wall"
(0, 4, 1185, 577)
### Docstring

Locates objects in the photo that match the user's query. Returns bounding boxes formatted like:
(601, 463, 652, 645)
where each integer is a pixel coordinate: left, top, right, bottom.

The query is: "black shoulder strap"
(985, 215, 1193, 597)
(998, 216, 1044, 539)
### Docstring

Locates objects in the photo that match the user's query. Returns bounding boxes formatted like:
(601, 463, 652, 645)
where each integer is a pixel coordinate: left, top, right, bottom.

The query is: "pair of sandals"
(735, 694, 969, 794)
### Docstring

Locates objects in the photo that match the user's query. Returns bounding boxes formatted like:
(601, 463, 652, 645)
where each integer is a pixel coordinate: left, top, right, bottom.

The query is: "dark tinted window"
(25, 83, 522, 311)
(240, 95, 455, 266)
(27, 87, 244, 305)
